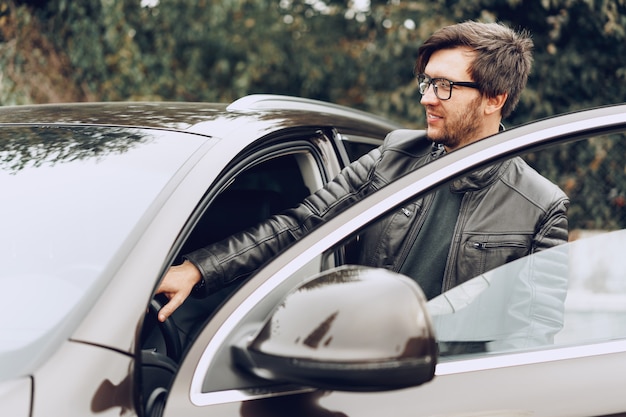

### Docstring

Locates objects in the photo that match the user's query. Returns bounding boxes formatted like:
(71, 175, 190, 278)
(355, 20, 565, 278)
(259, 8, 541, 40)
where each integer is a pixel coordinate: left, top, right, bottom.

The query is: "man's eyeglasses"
(417, 73, 480, 100)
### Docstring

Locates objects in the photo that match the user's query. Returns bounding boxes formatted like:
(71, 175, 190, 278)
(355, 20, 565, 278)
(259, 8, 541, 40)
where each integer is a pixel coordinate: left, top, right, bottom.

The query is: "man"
(156, 21, 569, 323)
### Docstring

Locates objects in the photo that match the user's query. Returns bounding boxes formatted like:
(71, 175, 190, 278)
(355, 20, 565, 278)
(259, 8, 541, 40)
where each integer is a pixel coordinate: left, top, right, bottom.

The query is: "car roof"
(0, 94, 402, 139)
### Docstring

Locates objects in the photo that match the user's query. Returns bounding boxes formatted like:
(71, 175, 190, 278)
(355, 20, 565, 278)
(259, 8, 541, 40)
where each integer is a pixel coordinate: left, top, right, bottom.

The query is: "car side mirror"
(232, 265, 437, 391)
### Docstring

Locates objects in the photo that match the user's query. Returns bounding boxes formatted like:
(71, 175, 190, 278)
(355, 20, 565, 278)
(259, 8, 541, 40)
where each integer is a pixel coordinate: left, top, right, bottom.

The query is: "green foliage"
(497, 0, 626, 122)
(0, 1, 89, 104)
(3, 0, 625, 125)
(2, 0, 626, 231)
(526, 133, 626, 231)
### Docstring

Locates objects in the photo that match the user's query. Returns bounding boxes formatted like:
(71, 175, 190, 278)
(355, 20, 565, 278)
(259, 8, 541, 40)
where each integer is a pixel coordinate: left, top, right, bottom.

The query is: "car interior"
(178, 155, 313, 258)
(138, 144, 330, 416)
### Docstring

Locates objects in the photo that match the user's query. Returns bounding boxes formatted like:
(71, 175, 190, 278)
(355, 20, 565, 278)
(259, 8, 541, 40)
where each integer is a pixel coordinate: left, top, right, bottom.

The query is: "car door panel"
(315, 346, 626, 417)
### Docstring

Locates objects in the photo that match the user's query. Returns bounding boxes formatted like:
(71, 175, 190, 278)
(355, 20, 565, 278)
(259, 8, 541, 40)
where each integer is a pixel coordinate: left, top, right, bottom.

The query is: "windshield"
(0, 125, 208, 379)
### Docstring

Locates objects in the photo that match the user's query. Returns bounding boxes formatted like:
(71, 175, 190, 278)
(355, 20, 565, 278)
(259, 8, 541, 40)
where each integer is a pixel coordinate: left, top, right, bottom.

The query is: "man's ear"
(485, 92, 508, 116)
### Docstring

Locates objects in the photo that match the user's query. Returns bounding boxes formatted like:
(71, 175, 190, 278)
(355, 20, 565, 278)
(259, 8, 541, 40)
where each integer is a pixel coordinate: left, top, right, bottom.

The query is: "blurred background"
(0, 0, 624, 128)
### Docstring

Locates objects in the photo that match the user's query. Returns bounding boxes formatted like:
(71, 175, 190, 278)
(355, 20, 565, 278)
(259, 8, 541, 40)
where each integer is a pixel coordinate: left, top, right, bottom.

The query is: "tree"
(2, 0, 626, 229)
(1, 0, 624, 126)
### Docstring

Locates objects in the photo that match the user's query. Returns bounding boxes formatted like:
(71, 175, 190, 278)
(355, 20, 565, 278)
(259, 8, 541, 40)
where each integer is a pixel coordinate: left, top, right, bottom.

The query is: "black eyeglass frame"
(416, 73, 480, 100)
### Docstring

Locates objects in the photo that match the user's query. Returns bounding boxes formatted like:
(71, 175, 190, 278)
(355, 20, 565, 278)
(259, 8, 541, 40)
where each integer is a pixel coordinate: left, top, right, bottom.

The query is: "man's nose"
(420, 84, 439, 105)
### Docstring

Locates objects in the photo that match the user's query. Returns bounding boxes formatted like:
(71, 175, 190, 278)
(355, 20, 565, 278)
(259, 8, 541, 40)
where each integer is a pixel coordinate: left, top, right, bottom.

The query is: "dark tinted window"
(340, 134, 383, 161)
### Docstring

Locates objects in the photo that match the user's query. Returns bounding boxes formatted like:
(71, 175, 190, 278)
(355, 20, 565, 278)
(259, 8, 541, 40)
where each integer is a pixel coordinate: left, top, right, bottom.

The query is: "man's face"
(420, 47, 487, 152)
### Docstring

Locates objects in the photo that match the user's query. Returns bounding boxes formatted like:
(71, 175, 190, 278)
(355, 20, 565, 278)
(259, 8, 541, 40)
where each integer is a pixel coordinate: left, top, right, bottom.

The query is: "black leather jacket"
(186, 129, 569, 297)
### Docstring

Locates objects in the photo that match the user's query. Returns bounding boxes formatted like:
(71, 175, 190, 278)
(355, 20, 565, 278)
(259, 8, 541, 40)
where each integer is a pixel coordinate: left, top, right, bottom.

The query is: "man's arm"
(155, 145, 385, 321)
(533, 194, 570, 252)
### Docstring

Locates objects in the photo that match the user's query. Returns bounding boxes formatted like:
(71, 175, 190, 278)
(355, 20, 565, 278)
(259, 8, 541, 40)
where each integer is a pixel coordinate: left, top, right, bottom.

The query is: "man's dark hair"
(414, 21, 533, 119)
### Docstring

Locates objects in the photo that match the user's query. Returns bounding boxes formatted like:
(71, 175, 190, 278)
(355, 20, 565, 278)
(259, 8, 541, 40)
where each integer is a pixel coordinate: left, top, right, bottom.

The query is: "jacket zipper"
(471, 241, 527, 250)
(395, 193, 434, 271)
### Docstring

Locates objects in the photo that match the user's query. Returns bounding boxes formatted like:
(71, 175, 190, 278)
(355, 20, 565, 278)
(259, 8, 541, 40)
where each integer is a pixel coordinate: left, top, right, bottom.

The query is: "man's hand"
(155, 260, 202, 322)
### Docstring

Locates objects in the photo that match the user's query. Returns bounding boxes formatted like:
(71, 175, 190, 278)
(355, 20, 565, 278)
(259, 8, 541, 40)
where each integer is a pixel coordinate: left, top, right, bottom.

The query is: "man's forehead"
(424, 47, 475, 79)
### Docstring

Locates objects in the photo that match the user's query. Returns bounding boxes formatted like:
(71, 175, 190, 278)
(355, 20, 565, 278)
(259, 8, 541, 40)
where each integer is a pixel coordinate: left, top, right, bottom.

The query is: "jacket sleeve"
(533, 191, 570, 253)
(500, 188, 570, 349)
(183, 145, 383, 297)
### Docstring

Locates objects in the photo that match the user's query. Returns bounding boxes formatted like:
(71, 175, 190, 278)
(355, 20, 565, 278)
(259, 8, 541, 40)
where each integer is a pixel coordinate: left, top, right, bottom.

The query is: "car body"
(2, 96, 626, 417)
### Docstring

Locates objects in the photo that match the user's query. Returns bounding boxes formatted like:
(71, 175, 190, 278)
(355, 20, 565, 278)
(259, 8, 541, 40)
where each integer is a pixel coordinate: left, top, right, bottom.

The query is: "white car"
(2, 96, 626, 417)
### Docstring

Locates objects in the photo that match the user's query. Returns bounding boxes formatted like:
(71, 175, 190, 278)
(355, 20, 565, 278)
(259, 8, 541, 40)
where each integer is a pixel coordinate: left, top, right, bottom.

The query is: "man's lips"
(427, 112, 444, 126)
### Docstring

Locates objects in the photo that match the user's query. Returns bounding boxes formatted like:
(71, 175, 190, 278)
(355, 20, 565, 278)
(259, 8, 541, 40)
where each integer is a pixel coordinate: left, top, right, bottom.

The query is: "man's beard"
(427, 96, 483, 151)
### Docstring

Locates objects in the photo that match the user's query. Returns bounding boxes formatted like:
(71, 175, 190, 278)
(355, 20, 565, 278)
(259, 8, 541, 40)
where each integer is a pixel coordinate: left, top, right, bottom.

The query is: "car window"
(519, 132, 626, 352)
(338, 133, 383, 161)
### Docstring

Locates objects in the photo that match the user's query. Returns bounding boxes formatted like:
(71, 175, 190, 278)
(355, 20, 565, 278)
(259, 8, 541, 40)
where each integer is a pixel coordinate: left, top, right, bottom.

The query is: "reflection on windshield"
(428, 230, 626, 357)
(0, 126, 149, 173)
(428, 242, 569, 355)
(0, 126, 207, 380)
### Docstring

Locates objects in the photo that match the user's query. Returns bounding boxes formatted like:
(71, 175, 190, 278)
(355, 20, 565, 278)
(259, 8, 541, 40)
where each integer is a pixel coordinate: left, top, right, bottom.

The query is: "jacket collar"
(428, 143, 509, 192)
